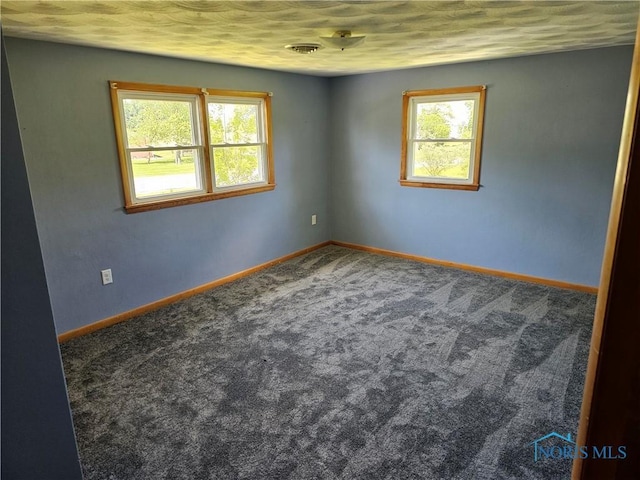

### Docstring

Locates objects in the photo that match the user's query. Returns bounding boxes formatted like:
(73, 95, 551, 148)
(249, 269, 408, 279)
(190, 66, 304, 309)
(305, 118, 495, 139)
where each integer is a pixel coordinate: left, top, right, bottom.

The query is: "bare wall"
(5, 38, 331, 334)
(5, 39, 633, 336)
(1, 37, 82, 479)
(329, 46, 633, 287)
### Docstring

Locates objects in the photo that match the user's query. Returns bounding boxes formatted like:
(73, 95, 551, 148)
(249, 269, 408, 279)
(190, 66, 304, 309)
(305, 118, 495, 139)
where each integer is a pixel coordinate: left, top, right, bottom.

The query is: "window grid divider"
(109, 80, 274, 212)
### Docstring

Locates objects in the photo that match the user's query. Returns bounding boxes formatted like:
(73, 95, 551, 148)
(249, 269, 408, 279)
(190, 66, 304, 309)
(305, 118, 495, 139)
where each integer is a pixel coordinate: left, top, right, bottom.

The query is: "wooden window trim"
(109, 81, 275, 213)
(124, 184, 277, 213)
(400, 85, 486, 191)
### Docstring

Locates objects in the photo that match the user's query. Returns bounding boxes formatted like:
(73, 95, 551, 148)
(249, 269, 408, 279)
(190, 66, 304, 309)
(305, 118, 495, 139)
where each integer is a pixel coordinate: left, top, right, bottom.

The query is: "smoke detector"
(285, 43, 322, 54)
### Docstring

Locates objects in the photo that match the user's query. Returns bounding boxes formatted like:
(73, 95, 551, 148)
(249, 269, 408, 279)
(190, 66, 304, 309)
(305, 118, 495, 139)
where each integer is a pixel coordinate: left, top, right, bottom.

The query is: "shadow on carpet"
(61, 246, 595, 479)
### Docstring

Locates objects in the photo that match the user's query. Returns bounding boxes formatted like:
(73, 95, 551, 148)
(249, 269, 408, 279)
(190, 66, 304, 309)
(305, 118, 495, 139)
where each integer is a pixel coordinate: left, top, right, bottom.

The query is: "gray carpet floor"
(61, 245, 595, 479)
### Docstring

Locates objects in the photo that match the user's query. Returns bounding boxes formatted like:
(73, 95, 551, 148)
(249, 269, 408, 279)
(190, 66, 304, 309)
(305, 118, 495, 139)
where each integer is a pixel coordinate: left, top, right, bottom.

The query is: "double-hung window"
(401, 86, 486, 191)
(110, 81, 274, 212)
(207, 98, 268, 189)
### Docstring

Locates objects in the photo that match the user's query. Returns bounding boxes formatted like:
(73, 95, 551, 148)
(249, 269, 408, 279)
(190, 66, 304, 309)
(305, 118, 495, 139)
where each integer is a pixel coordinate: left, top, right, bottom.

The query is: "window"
(401, 86, 486, 191)
(110, 81, 274, 212)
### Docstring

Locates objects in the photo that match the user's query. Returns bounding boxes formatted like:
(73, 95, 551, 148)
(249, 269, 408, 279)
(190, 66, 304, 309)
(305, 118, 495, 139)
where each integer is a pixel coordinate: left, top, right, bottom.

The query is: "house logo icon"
(529, 432, 575, 462)
(529, 431, 627, 461)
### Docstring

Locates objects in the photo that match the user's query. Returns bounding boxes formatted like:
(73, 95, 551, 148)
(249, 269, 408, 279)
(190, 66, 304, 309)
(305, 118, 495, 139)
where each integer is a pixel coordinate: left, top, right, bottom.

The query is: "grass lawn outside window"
(110, 81, 275, 212)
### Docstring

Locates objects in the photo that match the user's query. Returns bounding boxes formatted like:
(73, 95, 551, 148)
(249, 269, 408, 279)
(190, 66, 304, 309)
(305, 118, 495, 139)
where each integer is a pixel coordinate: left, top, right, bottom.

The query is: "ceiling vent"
(285, 43, 322, 54)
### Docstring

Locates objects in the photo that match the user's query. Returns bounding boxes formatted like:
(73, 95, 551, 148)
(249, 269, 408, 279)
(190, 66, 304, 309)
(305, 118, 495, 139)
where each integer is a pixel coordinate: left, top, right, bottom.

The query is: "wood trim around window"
(265, 94, 276, 185)
(398, 180, 480, 191)
(400, 85, 486, 191)
(109, 82, 134, 207)
(198, 92, 214, 194)
(123, 184, 276, 213)
(109, 81, 275, 213)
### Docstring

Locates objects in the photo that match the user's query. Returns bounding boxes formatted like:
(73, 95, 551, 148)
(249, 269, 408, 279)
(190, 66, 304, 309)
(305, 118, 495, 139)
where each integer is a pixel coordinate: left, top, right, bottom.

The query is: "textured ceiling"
(2, 1, 638, 76)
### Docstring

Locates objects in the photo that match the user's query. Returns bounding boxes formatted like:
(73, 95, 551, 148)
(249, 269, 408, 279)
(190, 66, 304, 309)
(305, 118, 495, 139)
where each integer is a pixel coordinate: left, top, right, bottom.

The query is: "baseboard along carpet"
(61, 245, 595, 479)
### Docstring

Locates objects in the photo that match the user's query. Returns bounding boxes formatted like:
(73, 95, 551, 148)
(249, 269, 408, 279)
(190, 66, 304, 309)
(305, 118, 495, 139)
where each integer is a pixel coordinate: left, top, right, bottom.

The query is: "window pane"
(416, 100, 474, 140)
(213, 146, 263, 188)
(123, 98, 196, 148)
(131, 149, 202, 198)
(412, 142, 472, 179)
(208, 103, 258, 144)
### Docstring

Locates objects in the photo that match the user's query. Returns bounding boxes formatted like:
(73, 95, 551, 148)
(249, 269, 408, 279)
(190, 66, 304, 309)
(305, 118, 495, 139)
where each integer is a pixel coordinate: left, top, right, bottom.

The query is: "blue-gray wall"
(4, 40, 633, 336)
(329, 47, 632, 287)
(4, 38, 331, 334)
(1, 37, 83, 479)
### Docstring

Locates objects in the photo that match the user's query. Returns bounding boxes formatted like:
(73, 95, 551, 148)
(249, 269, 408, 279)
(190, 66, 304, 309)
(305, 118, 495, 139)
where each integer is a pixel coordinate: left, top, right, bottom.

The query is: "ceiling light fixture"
(319, 30, 366, 51)
(285, 43, 322, 54)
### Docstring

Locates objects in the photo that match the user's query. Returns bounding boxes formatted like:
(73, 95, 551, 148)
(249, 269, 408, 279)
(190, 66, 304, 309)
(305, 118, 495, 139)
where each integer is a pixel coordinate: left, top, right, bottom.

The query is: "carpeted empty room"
(61, 246, 594, 480)
(6, 1, 640, 478)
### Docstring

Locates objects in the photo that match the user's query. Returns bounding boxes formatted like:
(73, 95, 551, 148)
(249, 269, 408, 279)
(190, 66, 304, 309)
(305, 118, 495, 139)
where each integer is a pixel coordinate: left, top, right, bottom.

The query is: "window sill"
(399, 180, 480, 191)
(124, 183, 276, 213)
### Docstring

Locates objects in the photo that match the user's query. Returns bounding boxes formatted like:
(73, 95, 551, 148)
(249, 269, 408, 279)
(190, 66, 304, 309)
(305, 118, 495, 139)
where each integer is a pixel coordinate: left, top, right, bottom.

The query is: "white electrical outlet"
(311, 214, 317, 225)
(101, 269, 113, 285)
